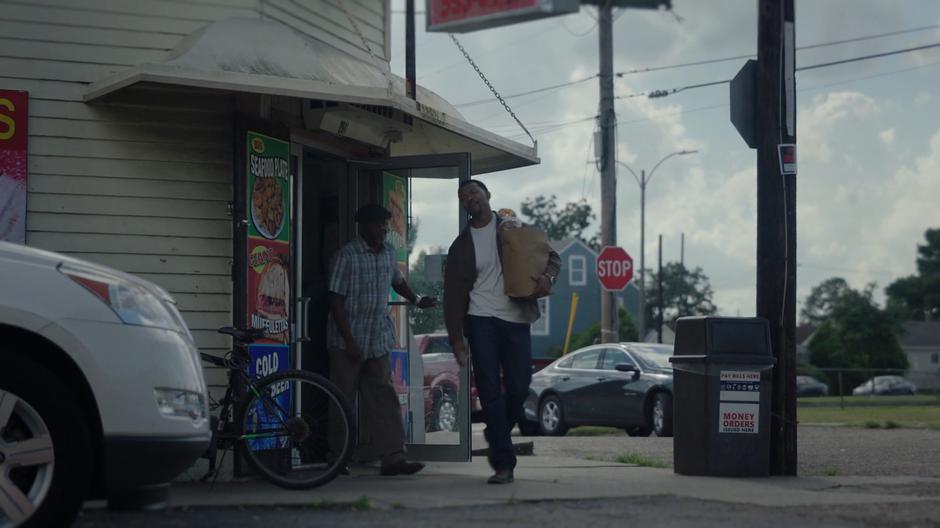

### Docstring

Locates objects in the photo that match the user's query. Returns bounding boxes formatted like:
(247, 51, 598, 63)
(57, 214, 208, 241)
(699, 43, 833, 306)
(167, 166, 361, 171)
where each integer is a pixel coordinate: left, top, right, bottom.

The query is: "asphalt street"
(530, 425, 940, 478)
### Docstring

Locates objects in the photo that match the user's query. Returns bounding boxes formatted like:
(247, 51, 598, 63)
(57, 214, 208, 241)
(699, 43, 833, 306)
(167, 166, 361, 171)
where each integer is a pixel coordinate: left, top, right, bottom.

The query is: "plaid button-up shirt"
(327, 237, 404, 359)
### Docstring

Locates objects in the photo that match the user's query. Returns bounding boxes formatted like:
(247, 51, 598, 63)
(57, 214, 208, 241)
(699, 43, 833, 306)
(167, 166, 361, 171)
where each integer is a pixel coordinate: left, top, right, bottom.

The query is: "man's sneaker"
(380, 459, 425, 476)
(487, 469, 514, 484)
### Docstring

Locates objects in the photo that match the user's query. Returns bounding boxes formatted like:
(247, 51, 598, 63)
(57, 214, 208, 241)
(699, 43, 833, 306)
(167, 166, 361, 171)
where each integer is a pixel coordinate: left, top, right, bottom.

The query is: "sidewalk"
(163, 453, 940, 511)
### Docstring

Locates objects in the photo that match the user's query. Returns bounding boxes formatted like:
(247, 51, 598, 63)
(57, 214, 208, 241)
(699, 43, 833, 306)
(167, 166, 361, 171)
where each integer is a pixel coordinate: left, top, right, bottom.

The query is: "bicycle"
(199, 326, 355, 489)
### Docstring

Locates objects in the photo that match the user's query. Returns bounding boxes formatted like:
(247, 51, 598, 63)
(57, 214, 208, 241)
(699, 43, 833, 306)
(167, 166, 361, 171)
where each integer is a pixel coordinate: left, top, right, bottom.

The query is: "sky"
(388, 0, 940, 319)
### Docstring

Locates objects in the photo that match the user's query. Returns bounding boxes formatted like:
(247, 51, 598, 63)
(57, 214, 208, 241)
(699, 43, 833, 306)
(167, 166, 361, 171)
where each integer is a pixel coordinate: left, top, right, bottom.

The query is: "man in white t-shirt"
(443, 180, 560, 484)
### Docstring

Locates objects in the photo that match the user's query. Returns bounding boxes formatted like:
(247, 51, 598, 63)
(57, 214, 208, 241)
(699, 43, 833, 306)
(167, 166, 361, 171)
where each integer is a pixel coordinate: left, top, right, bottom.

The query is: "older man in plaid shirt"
(328, 204, 436, 476)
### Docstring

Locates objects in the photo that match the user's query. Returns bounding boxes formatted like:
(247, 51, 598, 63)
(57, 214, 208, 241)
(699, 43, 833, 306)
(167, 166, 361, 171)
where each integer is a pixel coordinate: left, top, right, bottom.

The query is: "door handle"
(561, 376, 570, 381)
(296, 296, 311, 342)
(596, 377, 607, 382)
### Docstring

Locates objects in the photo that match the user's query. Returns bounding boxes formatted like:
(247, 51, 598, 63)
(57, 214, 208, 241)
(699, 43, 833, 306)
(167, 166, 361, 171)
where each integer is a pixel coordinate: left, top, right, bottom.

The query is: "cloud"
(915, 92, 932, 106)
(798, 91, 878, 163)
(879, 128, 896, 145)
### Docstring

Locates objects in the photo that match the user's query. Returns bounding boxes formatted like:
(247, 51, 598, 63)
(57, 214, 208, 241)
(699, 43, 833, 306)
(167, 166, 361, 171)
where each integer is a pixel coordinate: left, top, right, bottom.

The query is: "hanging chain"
(449, 34, 536, 148)
(338, 2, 393, 93)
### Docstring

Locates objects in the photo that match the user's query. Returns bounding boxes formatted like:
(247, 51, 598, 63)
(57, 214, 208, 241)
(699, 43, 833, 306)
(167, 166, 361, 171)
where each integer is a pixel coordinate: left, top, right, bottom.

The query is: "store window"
(532, 297, 550, 336)
(569, 255, 586, 286)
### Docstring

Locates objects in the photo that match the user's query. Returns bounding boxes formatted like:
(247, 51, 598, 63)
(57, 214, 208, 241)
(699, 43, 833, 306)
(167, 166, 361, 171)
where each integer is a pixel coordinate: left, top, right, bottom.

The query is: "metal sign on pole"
(426, 0, 579, 33)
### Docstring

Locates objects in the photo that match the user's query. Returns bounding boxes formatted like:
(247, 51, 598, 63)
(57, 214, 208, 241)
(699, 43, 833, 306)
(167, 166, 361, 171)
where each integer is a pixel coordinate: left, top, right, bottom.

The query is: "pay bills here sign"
(719, 371, 760, 434)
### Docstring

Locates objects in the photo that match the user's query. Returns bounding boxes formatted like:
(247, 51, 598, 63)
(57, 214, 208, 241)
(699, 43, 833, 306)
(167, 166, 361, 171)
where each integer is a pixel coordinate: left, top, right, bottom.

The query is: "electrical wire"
(618, 41, 940, 99)
(615, 22, 940, 77)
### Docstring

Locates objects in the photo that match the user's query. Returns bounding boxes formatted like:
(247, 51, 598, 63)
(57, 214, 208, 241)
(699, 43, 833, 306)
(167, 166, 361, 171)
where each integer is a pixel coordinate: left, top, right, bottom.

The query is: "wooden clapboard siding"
(1, 0, 391, 385)
(261, 0, 388, 63)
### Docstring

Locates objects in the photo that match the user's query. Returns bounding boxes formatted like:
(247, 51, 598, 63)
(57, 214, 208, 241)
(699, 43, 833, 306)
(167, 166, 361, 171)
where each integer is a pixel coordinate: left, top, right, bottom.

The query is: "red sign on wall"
(0, 90, 28, 244)
(426, 0, 579, 33)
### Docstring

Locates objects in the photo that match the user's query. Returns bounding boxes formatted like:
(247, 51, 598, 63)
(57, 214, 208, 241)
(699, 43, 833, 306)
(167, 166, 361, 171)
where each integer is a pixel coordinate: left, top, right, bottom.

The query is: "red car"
(416, 333, 482, 432)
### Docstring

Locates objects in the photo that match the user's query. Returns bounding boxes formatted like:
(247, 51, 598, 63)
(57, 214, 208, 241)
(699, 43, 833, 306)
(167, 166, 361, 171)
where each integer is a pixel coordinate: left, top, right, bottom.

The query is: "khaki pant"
(328, 348, 406, 465)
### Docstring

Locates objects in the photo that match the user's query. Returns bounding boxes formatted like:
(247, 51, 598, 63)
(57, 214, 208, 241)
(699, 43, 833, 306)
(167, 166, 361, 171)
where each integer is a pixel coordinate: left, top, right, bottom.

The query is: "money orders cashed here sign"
(718, 371, 760, 434)
(0, 90, 28, 244)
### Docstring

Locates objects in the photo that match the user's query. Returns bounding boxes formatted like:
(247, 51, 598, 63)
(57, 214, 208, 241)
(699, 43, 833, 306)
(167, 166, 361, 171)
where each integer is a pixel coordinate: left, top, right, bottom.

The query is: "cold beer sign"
(596, 246, 633, 292)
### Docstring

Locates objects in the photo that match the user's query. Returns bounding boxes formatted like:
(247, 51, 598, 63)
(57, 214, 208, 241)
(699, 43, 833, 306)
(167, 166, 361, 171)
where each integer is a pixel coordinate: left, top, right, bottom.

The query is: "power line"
(615, 22, 940, 77)
(499, 59, 940, 140)
(618, 41, 940, 99)
(454, 23, 940, 108)
(455, 74, 598, 107)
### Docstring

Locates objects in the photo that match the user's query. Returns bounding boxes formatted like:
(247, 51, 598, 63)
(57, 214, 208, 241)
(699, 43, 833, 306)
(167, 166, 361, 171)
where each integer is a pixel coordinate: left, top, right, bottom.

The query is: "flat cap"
(354, 204, 392, 223)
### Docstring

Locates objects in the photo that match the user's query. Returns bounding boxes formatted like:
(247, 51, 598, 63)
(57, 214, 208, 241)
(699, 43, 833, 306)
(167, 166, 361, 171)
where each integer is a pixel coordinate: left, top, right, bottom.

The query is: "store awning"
(83, 18, 538, 175)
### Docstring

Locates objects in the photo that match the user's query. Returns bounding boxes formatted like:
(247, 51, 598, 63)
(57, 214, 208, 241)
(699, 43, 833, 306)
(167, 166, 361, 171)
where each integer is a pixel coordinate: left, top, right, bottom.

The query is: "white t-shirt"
(467, 216, 527, 323)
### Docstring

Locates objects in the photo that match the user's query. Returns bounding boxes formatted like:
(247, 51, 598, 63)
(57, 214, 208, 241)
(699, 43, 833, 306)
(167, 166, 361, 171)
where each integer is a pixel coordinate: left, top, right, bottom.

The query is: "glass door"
(348, 153, 470, 461)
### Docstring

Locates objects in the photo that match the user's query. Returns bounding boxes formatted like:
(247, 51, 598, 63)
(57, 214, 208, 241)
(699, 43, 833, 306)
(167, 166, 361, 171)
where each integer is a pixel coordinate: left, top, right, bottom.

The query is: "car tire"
(625, 426, 652, 437)
(538, 395, 568, 436)
(652, 392, 674, 437)
(517, 420, 540, 437)
(430, 388, 458, 433)
(1, 352, 93, 528)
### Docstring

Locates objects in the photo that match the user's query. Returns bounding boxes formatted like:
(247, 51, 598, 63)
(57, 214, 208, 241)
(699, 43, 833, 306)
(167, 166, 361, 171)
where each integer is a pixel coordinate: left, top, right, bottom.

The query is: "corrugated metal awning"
(83, 18, 538, 175)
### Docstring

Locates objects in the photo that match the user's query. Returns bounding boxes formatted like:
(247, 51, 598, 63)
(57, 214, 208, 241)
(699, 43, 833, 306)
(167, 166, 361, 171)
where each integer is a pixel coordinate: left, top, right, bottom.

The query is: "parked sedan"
(415, 333, 482, 432)
(520, 343, 674, 437)
(796, 375, 829, 397)
(852, 375, 917, 396)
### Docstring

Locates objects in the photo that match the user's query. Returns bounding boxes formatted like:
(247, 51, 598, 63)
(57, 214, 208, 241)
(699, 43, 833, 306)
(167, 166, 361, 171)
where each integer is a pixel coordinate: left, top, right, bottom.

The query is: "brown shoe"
(487, 469, 514, 484)
(380, 459, 425, 476)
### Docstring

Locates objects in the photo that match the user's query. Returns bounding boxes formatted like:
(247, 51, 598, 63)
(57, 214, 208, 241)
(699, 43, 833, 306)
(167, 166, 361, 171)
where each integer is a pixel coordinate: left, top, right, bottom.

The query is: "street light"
(617, 149, 698, 342)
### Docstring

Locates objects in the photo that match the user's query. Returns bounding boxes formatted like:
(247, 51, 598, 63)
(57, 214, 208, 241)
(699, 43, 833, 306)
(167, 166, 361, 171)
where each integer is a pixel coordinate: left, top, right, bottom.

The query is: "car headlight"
(154, 388, 206, 421)
(59, 263, 189, 335)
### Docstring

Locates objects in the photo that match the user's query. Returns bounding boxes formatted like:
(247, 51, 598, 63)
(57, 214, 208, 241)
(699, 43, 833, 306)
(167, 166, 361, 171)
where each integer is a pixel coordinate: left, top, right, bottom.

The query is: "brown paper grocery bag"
(500, 225, 551, 299)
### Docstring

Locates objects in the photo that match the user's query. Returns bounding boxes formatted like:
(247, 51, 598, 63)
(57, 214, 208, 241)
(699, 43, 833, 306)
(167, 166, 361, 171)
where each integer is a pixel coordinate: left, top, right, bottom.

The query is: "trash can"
(669, 316, 776, 477)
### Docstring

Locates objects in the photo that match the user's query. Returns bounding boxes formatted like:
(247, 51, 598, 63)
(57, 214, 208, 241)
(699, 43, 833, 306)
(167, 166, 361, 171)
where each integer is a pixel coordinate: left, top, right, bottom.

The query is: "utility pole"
(405, 0, 416, 99)
(657, 234, 663, 344)
(598, 1, 618, 343)
(756, 0, 798, 475)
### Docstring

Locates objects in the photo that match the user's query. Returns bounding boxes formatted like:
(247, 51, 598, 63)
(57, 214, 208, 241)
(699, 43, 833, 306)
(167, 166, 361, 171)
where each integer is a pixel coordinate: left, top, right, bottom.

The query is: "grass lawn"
(798, 404, 940, 430)
(798, 394, 939, 407)
(567, 426, 624, 436)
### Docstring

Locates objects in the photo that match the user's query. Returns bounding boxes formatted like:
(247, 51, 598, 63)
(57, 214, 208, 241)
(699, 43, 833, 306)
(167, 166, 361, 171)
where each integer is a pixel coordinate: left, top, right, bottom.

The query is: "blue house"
(530, 239, 641, 359)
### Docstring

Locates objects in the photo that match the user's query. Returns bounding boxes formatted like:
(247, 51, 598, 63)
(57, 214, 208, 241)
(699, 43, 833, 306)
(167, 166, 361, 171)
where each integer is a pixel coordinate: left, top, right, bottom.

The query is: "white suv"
(0, 241, 210, 527)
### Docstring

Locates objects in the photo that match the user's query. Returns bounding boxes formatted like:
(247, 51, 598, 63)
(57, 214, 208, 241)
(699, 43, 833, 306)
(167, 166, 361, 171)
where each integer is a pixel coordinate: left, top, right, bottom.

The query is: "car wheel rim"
(0, 389, 56, 526)
(653, 399, 664, 432)
(541, 401, 559, 432)
(438, 398, 457, 432)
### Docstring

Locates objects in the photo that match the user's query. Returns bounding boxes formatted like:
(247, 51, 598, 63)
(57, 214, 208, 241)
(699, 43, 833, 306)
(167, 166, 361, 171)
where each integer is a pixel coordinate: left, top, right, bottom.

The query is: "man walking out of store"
(443, 180, 560, 484)
(328, 204, 436, 476)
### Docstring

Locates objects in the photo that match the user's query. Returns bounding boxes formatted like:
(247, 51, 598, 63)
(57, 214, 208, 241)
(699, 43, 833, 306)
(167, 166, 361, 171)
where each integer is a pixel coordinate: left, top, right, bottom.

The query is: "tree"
(886, 227, 940, 321)
(519, 195, 599, 249)
(805, 279, 908, 393)
(644, 262, 717, 329)
(801, 277, 852, 325)
(408, 248, 445, 335)
(565, 308, 639, 354)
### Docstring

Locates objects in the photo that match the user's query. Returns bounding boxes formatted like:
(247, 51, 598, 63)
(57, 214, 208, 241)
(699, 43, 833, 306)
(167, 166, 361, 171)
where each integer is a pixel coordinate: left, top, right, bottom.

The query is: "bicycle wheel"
(236, 369, 355, 489)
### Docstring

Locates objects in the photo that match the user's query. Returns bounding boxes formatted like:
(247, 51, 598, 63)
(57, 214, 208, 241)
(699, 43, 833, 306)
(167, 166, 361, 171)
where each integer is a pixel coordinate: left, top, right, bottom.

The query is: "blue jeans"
(466, 315, 532, 471)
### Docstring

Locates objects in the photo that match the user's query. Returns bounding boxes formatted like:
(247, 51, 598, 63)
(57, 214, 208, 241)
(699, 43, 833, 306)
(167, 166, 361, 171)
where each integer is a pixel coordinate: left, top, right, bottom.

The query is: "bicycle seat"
(217, 326, 266, 344)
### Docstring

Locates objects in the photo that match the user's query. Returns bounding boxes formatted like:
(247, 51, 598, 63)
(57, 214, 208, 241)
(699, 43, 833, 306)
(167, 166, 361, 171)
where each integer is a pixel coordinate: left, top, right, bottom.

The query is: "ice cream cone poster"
(0, 90, 28, 244)
(247, 238, 291, 343)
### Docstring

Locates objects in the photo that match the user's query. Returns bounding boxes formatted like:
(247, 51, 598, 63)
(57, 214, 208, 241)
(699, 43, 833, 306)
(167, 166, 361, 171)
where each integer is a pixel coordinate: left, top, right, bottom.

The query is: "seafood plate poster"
(244, 130, 292, 452)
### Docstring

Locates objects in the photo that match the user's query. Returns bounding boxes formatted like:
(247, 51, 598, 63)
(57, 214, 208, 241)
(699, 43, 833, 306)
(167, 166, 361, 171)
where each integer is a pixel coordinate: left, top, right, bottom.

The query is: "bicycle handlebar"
(217, 326, 266, 344)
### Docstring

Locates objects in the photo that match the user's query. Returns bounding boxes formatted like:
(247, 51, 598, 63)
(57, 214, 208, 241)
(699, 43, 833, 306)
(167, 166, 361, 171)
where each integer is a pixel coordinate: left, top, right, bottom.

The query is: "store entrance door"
(348, 153, 471, 462)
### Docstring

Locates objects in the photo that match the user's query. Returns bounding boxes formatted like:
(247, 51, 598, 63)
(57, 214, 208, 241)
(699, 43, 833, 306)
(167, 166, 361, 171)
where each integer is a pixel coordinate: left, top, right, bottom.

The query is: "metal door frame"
(348, 152, 471, 462)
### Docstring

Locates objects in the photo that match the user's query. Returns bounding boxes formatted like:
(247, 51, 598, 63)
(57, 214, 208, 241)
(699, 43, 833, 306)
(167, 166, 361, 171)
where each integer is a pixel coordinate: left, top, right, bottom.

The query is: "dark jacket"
(443, 215, 561, 345)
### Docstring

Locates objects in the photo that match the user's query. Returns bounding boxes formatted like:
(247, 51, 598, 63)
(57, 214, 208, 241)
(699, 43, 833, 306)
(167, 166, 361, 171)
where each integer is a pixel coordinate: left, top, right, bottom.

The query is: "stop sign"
(596, 246, 634, 291)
